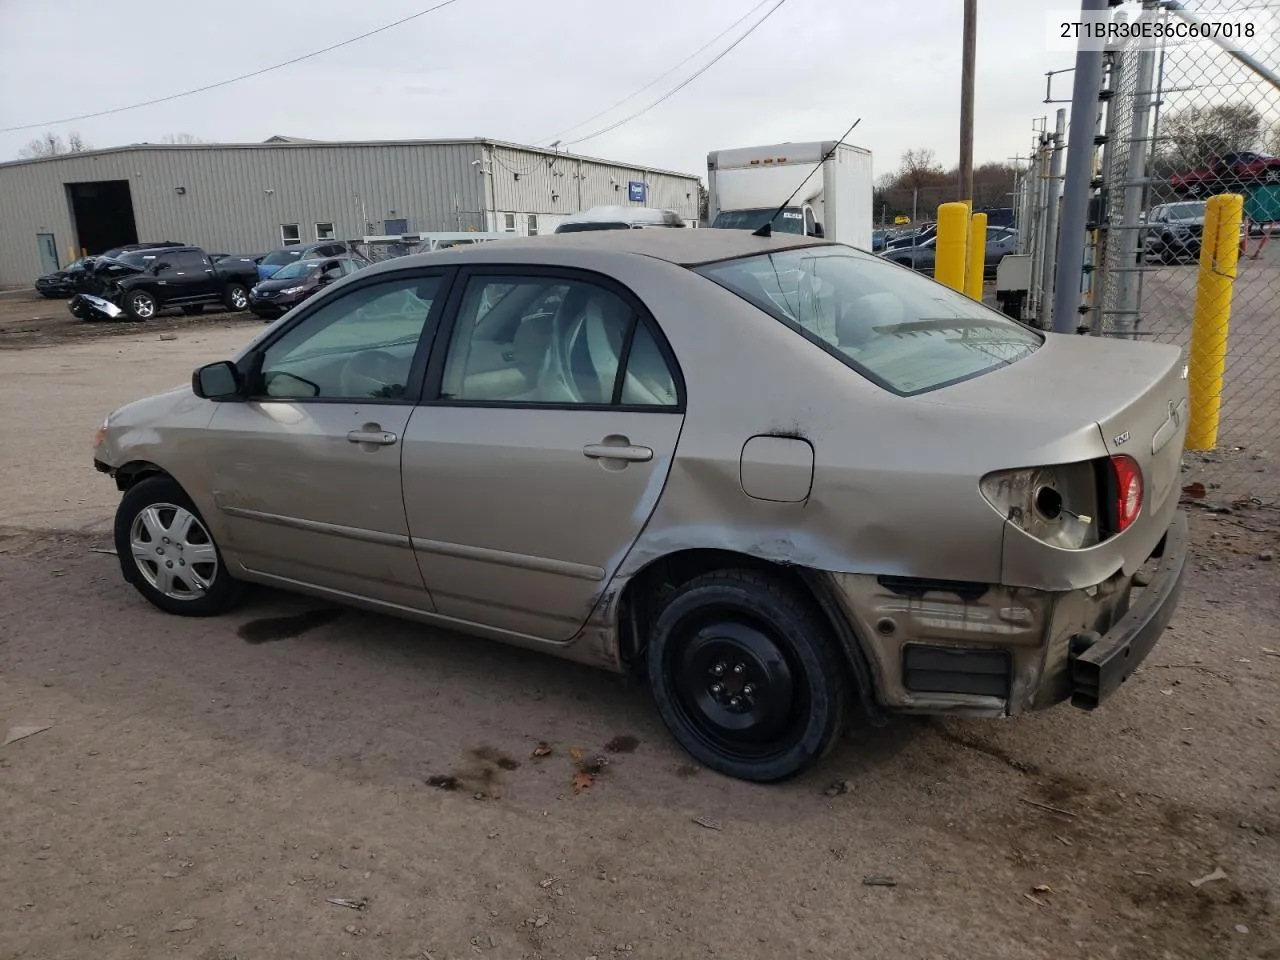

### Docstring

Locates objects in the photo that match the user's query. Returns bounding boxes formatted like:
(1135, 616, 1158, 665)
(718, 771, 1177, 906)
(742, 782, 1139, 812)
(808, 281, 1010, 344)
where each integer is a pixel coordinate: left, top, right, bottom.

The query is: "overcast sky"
(0, 0, 1075, 178)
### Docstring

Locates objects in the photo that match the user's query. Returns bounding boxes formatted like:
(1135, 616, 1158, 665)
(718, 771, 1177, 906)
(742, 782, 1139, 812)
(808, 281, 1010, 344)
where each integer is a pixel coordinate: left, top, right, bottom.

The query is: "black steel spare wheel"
(647, 570, 850, 782)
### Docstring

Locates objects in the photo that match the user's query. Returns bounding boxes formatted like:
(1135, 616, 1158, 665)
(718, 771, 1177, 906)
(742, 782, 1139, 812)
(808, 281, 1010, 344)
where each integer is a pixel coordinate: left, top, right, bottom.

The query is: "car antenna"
(751, 117, 862, 239)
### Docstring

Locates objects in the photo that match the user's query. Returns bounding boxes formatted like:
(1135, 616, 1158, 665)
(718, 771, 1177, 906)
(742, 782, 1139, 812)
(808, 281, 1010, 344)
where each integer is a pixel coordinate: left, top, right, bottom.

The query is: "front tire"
(124, 290, 157, 321)
(646, 570, 850, 782)
(113, 476, 243, 617)
(224, 283, 249, 311)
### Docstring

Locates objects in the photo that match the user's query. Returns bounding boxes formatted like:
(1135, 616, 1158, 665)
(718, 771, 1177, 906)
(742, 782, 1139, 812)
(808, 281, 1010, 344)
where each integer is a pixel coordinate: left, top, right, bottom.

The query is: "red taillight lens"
(1111, 455, 1143, 532)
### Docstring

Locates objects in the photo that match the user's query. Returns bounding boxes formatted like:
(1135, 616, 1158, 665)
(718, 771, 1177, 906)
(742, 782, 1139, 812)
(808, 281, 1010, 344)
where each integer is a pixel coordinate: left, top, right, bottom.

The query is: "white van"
(554, 206, 687, 233)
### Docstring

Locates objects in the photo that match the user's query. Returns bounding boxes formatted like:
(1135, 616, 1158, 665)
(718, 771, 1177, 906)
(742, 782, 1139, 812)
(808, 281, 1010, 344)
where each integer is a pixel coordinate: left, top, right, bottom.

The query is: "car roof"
(362, 229, 831, 276)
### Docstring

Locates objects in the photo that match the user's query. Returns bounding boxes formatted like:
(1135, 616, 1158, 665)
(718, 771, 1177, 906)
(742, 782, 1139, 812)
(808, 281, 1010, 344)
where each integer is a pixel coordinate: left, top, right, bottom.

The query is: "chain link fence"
(1091, 0, 1280, 502)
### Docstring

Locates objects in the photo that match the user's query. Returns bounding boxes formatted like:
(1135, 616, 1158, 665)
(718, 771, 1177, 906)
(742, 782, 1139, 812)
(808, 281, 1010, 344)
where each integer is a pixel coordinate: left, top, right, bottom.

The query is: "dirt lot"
(1, 302, 1279, 960)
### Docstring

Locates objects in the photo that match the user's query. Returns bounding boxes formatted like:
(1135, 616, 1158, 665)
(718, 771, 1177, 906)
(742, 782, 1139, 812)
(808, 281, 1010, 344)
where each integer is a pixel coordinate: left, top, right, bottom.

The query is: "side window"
(439, 275, 678, 407)
(315, 222, 336, 240)
(173, 250, 206, 271)
(255, 276, 442, 401)
(281, 224, 300, 246)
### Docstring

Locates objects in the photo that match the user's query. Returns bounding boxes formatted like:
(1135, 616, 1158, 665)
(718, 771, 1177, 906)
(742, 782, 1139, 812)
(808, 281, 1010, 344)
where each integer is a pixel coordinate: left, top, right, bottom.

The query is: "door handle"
(347, 429, 398, 446)
(583, 441, 652, 463)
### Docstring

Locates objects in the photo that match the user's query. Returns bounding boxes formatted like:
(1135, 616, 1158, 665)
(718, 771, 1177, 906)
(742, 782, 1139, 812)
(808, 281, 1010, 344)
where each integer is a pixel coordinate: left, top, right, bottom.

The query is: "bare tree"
(899, 148, 945, 190)
(160, 133, 207, 144)
(17, 131, 92, 159)
(1155, 103, 1263, 172)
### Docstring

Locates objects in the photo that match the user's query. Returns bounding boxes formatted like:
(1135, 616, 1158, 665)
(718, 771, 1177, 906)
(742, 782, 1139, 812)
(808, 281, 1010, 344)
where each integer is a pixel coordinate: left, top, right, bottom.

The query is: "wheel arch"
(615, 547, 884, 723)
(112, 459, 172, 492)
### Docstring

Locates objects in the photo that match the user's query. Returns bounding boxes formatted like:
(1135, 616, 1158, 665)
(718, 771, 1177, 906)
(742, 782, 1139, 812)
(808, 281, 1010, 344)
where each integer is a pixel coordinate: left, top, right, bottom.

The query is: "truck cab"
(709, 205, 824, 237)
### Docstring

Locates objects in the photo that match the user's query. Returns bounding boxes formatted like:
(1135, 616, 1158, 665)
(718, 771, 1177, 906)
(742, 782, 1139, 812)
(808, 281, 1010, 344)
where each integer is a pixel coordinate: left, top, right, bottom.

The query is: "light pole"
(959, 0, 977, 204)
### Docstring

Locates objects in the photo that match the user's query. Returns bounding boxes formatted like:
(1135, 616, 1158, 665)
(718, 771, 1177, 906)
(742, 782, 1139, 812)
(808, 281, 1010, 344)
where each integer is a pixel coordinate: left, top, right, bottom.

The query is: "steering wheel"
(339, 349, 403, 398)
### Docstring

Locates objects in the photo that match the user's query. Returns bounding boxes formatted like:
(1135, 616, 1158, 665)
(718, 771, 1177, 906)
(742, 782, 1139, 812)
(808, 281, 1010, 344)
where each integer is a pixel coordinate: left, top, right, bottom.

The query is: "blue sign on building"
(627, 180, 646, 203)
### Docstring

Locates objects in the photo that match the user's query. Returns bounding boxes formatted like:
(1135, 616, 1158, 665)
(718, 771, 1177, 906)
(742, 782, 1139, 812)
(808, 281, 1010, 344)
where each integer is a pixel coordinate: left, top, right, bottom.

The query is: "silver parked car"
(93, 230, 1189, 782)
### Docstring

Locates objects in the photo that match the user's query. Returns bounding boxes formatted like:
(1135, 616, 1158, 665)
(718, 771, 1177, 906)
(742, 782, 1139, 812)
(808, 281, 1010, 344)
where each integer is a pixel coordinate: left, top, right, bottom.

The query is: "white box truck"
(706, 141, 873, 249)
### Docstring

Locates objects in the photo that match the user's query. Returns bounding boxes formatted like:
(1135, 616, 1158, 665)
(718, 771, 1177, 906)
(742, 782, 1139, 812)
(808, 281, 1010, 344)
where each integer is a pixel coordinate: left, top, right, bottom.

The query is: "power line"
(537, 0, 776, 146)
(561, 0, 792, 149)
(0, 0, 467, 135)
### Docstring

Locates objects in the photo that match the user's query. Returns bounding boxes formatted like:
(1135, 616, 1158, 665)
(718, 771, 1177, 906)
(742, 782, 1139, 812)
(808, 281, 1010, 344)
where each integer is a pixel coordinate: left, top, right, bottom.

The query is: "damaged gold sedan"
(93, 229, 1189, 782)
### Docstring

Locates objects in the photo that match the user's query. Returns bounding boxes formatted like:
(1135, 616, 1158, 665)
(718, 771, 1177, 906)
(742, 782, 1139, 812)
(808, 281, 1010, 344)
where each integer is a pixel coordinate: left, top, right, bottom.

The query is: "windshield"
(697, 247, 1042, 396)
(271, 259, 322, 280)
(711, 207, 805, 235)
(112, 252, 152, 268)
(1164, 202, 1205, 219)
(262, 249, 305, 266)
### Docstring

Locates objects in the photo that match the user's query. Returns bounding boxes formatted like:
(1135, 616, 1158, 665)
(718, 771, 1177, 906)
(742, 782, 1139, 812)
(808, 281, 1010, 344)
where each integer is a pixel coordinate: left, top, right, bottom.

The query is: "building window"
(280, 224, 300, 246)
(503, 213, 516, 233)
(315, 222, 335, 240)
(527, 214, 538, 236)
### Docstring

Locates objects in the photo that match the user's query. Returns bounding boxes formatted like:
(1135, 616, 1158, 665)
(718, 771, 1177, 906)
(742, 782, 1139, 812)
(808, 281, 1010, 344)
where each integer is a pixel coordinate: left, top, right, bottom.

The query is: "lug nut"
(729, 696, 742, 708)
(732, 663, 745, 675)
(711, 663, 725, 677)
(710, 683, 724, 695)
(743, 684, 755, 697)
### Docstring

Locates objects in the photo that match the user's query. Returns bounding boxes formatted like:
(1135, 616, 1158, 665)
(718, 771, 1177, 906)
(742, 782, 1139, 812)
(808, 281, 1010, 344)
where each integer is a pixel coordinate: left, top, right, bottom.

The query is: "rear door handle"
(347, 429, 398, 446)
(583, 442, 652, 462)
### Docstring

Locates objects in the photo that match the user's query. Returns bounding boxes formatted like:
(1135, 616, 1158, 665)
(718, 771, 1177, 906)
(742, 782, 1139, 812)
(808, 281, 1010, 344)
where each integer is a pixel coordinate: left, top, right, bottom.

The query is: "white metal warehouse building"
(0, 137, 702, 286)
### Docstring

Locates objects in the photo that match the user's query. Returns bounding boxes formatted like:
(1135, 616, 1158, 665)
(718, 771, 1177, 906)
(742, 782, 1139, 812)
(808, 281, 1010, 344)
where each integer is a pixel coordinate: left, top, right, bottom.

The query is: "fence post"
(966, 212, 988, 300)
(1186, 193, 1243, 452)
(934, 202, 970, 291)
(1040, 109, 1068, 329)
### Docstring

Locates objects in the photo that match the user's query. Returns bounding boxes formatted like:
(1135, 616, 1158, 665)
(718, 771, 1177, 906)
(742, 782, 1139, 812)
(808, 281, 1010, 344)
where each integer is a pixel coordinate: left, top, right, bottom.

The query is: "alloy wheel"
(131, 294, 155, 318)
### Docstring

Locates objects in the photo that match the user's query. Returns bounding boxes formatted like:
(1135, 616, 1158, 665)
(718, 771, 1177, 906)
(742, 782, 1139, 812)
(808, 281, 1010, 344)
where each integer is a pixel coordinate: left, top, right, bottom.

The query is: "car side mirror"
(192, 360, 244, 401)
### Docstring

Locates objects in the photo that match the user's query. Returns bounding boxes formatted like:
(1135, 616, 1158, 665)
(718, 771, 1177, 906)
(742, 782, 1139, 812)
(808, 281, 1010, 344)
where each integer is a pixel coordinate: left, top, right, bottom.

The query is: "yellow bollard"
(1185, 193, 1244, 452)
(965, 212, 987, 300)
(934, 202, 969, 292)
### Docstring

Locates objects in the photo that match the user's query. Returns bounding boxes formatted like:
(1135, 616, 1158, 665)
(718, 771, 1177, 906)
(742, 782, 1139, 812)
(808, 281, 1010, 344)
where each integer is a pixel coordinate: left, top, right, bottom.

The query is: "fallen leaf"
(571, 771, 594, 794)
(692, 815, 722, 831)
(532, 743, 552, 758)
(569, 747, 583, 761)
(1033, 884, 1053, 894)
(1181, 482, 1207, 499)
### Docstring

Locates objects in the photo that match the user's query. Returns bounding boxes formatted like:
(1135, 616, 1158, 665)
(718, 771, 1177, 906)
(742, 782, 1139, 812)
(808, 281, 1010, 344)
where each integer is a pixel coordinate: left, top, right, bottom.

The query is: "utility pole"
(959, 0, 977, 204)
(1052, 0, 1108, 333)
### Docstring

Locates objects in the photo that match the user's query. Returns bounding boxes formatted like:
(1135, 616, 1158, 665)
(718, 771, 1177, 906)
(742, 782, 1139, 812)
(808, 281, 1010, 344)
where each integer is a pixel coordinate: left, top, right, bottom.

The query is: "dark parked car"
(258, 242, 368, 280)
(210, 252, 266, 265)
(881, 226, 1018, 276)
(35, 256, 95, 298)
(249, 257, 364, 319)
(883, 223, 938, 250)
(68, 246, 257, 320)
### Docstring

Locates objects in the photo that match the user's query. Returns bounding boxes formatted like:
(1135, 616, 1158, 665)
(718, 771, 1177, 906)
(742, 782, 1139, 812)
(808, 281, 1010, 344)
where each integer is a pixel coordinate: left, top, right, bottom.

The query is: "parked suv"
(68, 246, 258, 320)
(258, 242, 368, 280)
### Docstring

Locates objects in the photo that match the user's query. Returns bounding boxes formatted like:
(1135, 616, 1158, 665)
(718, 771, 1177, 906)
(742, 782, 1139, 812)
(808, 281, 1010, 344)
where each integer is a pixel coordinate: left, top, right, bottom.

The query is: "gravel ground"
(1, 316, 1278, 960)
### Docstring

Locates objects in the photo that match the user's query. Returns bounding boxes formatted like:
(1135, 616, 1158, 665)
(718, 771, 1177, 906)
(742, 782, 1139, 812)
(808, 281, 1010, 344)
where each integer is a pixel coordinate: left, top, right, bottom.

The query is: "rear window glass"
(263, 249, 305, 266)
(697, 246, 1042, 396)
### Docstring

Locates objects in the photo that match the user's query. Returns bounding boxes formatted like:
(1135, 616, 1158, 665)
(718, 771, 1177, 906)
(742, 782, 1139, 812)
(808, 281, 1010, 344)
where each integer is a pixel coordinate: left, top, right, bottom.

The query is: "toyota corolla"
(92, 230, 1189, 782)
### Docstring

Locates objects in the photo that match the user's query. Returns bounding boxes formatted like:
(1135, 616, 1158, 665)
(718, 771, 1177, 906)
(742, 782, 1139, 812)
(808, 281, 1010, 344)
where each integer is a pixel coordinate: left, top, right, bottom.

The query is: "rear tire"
(181, 304, 204, 316)
(224, 283, 249, 311)
(113, 476, 244, 617)
(646, 570, 850, 782)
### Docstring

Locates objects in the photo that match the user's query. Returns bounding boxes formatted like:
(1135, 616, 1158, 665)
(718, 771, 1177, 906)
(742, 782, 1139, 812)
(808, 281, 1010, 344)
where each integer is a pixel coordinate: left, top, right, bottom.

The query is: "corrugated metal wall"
(0, 140, 702, 285)
(485, 145, 700, 235)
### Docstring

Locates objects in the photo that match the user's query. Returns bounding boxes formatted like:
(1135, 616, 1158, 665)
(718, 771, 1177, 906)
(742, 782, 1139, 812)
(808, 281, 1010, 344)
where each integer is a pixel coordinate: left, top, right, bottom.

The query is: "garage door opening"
(66, 180, 138, 255)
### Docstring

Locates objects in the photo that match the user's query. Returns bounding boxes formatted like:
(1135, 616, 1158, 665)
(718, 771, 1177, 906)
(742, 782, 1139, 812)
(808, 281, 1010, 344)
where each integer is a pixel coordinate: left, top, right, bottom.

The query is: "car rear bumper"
(822, 511, 1189, 718)
(1068, 510, 1188, 709)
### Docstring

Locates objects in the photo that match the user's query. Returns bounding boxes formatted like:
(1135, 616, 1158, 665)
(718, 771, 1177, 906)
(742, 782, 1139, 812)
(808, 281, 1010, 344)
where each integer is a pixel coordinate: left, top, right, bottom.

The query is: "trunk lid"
(920, 331, 1188, 531)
